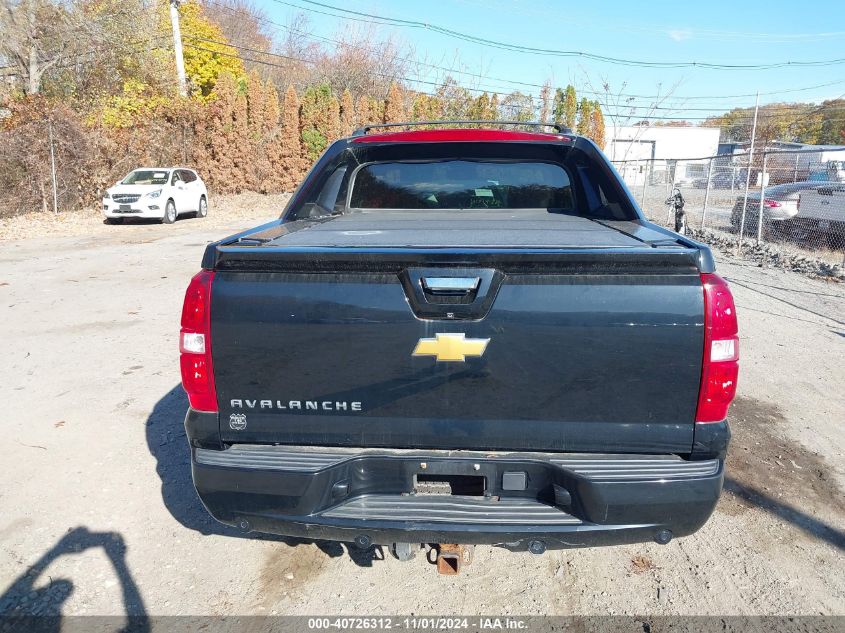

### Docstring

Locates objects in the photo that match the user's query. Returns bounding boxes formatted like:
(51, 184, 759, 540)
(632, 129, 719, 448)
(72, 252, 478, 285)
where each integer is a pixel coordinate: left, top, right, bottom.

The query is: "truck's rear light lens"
(180, 332, 206, 354)
(763, 199, 782, 208)
(696, 273, 739, 423)
(710, 338, 737, 362)
(180, 270, 217, 412)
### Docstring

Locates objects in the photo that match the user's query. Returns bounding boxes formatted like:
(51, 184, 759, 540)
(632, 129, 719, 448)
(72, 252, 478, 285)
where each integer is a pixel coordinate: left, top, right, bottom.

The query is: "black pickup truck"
(179, 124, 738, 562)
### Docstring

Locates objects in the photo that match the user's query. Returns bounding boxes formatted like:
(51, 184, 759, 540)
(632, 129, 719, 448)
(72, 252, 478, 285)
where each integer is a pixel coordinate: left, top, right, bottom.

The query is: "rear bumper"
(187, 423, 726, 551)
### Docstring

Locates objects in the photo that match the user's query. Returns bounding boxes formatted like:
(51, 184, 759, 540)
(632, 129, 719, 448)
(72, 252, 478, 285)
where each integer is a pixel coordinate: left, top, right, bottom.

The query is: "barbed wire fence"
(613, 147, 845, 268)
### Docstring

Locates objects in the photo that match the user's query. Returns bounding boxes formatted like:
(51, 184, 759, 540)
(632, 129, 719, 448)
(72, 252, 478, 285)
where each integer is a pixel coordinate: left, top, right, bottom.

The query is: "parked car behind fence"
(730, 181, 845, 249)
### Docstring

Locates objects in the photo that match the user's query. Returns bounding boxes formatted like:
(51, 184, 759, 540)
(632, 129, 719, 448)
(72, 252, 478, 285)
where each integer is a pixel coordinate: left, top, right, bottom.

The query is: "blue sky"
(261, 0, 845, 120)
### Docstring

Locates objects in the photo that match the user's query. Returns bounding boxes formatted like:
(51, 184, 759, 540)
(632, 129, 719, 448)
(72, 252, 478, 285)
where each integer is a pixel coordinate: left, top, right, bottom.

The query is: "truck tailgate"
(209, 217, 704, 453)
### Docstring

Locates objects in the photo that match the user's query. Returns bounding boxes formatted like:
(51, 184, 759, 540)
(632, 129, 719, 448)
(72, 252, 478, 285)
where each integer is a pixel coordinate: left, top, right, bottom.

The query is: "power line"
(207, 0, 845, 105)
(182, 35, 845, 121)
(180, 39, 845, 126)
(242, 12, 845, 113)
(181, 17, 841, 118)
(271, 0, 845, 70)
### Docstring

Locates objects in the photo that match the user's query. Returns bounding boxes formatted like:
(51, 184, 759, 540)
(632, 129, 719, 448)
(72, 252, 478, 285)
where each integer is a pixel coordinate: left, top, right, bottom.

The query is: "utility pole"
(47, 120, 58, 215)
(737, 92, 760, 246)
(169, 0, 188, 97)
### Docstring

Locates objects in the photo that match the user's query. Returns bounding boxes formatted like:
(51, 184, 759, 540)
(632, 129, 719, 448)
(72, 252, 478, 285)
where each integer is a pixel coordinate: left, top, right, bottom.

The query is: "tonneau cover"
(266, 210, 645, 249)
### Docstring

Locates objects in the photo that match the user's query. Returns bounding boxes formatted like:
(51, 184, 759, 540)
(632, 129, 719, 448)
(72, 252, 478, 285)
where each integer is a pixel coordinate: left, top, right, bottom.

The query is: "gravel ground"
(0, 196, 843, 623)
(0, 193, 290, 242)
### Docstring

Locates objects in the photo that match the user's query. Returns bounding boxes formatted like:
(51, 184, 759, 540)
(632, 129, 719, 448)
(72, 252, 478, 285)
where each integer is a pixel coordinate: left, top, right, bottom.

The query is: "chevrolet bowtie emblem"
(412, 333, 490, 362)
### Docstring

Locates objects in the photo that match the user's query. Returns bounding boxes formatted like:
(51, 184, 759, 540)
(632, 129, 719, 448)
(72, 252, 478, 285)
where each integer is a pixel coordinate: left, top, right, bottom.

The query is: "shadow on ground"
(145, 385, 385, 567)
(0, 527, 148, 632)
(720, 396, 845, 551)
(148, 386, 845, 570)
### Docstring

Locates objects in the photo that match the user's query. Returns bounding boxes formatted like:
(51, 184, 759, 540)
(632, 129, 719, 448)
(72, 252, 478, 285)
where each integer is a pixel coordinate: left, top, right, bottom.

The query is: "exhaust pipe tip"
(528, 540, 546, 555)
(353, 534, 372, 550)
(655, 529, 673, 545)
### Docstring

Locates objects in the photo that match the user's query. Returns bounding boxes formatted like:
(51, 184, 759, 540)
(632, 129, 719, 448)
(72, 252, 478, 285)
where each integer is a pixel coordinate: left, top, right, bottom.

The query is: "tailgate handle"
(422, 277, 480, 294)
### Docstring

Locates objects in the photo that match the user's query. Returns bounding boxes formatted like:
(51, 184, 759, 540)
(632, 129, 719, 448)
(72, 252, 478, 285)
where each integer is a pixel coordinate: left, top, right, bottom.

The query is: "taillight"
(763, 199, 781, 208)
(695, 273, 739, 423)
(180, 270, 217, 412)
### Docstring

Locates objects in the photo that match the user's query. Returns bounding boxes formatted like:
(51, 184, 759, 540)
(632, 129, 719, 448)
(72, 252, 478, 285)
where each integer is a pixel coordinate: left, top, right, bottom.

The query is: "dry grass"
(629, 555, 657, 575)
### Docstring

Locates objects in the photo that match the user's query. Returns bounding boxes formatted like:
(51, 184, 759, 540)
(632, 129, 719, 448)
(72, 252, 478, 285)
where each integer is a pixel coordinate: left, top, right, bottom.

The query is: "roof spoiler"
(352, 120, 573, 136)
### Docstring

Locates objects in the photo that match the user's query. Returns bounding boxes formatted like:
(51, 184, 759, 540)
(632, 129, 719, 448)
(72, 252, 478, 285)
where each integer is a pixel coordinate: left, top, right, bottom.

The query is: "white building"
(605, 125, 721, 186)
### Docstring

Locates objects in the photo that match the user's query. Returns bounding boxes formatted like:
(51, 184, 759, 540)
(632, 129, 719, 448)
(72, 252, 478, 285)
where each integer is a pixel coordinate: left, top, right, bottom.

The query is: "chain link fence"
(613, 148, 845, 267)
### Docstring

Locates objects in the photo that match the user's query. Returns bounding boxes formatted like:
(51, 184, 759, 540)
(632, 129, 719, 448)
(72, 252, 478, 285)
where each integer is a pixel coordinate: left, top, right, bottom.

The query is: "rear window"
(285, 141, 637, 222)
(349, 160, 573, 210)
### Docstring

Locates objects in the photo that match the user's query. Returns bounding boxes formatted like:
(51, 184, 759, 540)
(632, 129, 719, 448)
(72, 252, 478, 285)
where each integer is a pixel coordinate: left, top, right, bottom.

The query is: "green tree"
(300, 83, 334, 161)
(553, 85, 577, 129)
(576, 97, 593, 135)
(702, 102, 837, 145)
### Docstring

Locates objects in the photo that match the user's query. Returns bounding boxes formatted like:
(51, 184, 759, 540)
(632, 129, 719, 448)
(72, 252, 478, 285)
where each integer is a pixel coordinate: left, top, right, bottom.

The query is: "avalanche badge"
(412, 333, 490, 362)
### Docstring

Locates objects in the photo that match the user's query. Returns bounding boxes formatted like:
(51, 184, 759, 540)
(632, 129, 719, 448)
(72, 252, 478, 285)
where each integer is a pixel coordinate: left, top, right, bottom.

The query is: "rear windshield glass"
(349, 160, 573, 210)
(122, 170, 169, 185)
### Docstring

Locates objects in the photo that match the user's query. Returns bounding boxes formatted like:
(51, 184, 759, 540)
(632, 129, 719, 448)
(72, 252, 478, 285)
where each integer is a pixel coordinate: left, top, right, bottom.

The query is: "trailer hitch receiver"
(435, 543, 473, 575)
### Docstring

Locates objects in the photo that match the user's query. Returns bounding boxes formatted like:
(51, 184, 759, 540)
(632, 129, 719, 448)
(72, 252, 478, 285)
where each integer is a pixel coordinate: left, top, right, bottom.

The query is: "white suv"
(102, 168, 208, 224)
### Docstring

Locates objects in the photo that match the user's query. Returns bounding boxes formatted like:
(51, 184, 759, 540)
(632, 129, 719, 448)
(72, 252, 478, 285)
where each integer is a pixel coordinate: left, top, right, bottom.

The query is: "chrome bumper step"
(195, 445, 719, 481)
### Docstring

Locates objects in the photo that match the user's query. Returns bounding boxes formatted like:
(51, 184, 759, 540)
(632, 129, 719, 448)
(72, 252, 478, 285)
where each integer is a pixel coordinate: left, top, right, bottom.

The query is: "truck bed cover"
(263, 210, 645, 249)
